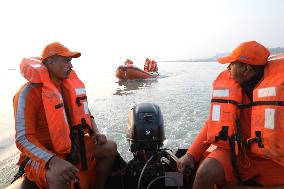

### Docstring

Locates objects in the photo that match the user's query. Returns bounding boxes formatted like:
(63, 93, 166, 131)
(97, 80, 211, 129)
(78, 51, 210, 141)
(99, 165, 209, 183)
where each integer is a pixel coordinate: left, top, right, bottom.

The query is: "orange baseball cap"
(41, 42, 81, 60)
(217, 41, 270, 65)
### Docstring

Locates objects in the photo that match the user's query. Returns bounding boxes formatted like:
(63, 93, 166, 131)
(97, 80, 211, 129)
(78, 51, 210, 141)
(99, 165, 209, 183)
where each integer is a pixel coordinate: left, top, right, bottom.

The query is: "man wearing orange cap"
(144, 58, 151, 72)
(13, 42, 117, 189)
(177, 41, 284, 189)
(149, 60, 158, 72)
(124, 59, 133, 66)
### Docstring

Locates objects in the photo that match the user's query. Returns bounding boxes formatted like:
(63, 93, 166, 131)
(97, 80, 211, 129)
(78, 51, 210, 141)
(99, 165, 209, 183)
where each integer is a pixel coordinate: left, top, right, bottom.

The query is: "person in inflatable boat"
(149, 60, 158, 72)
(144, 58, 151, 72)
(124, 59, 133, 66)
(13, 42, 117, 189)
(177, 41, 284, 189)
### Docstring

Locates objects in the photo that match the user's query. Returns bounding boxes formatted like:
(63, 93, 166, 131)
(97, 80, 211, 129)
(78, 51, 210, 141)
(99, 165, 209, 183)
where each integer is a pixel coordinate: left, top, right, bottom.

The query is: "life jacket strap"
(253, 101, 284, 106)
(211, 99, 240, 106)
(11, 156, 30, 184)
(66, 132, 80, 165)
(238, 100, 284, 109)
(229, 135, 243, 184)
(76, 118, 89, 170)
(68, 120, 90, 170)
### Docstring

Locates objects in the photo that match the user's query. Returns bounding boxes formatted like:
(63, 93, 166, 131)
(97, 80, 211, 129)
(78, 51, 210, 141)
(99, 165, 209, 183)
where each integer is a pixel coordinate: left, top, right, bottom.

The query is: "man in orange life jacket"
(176, 41, 284, 189)
(144, 58, 151, 72)
(13, 42, 117, 189)
(149, 60, 158, 72)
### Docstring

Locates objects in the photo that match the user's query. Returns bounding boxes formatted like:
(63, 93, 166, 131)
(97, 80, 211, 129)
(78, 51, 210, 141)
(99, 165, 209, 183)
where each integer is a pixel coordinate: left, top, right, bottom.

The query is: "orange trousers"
(25, 159, 96, 189)
(25, 137, 96, 189)
(208, 147, 284, 186)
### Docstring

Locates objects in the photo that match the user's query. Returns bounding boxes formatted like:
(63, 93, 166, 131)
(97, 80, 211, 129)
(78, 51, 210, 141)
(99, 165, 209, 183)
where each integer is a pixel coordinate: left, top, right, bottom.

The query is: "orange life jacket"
(149, 60, 158, 72)
(206, 70, 242, 149)
(20, 57, 92, 154)
(153, 61, 158, 72)
(206, 55, 284, 165)
(250, 54, 284, 166)
(144, 62, 149, 71)
(144, 59, 151, 72)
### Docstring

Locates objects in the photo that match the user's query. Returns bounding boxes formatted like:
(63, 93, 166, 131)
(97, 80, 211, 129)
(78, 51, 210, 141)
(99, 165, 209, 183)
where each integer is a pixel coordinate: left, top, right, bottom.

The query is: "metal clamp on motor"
(165, 149, 179, 162)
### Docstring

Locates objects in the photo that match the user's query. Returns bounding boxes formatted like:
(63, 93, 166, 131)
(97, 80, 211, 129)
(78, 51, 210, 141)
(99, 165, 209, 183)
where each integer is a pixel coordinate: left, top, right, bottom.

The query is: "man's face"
(48, 55, 73, 80)
(227, 61, 246, 83)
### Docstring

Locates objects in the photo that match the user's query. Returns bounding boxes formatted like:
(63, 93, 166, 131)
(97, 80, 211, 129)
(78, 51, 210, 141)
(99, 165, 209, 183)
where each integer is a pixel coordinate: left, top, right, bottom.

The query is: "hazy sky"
(1, 0, 284, 67)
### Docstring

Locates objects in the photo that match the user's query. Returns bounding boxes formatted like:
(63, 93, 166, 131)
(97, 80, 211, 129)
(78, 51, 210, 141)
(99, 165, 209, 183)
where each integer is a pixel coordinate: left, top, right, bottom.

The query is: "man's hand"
(176, 153, 195, 173)
(95, 134, 107, 145)
(47, 156, 78, 184)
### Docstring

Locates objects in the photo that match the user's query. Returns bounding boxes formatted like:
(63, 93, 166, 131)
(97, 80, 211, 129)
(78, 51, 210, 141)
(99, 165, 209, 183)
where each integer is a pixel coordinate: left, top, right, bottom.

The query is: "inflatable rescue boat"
(115, 65, 159, 80)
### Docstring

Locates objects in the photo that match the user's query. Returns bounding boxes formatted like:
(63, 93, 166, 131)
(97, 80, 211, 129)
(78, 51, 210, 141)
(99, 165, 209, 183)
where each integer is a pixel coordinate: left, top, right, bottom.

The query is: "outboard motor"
(104, 103, 192, 189)
(127, 102, 165, 152)
(126, 103, 185, 189)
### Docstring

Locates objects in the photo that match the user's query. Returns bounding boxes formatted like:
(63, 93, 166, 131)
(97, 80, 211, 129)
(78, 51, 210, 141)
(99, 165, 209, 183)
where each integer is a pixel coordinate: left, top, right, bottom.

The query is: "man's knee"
(106, 140, 117, 158)
(46, 170, 69, 189)
(195, 157, 225, 184)
(95, 140, 117, 159)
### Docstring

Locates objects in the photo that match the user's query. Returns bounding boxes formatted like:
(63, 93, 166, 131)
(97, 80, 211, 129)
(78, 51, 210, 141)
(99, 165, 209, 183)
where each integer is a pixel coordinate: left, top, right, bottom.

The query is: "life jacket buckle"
(246, 131, 264, 148)
(76, 96, 87, 106)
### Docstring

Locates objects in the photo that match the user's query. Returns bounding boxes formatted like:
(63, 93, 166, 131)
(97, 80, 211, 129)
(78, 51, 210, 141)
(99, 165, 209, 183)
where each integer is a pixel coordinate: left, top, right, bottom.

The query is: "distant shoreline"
(159, 48, 284, 63)
(159, 59, 217, 63)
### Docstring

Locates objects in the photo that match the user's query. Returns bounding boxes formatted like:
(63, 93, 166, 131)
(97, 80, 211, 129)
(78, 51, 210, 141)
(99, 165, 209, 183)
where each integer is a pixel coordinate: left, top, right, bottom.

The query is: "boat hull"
(115, 65, 158, 80)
